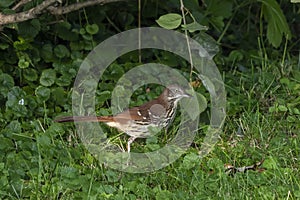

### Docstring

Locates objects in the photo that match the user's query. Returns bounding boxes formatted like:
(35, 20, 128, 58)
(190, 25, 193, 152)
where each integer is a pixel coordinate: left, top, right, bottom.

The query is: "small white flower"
(18, 99, 24, 105)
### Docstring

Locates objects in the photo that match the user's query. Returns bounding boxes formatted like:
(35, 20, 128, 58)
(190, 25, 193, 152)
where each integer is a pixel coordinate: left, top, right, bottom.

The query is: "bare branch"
(48, 0, 125, 15)
(0, 0, 126, 26)
(0, 0, 58, 25)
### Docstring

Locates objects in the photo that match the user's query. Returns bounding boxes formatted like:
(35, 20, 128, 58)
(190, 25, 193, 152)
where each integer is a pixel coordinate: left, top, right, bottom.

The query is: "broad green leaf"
(24, 95, 37, 110)
(278, 105, 288, 112)
(156, 13, 182, 29)
(0, 43, 9, 50)
(23, 68, 38, 81)
(60, 166, 79, 179)
(183, 91, 207, 120)
(207, 157, 223, 170)
(13, 37, 31, 51)
(18, 57, 29, 69)
(0, 0, 14, 8)
(55, 74, 72, 86)
(287, 116, 296, 122)
(193, 32, 219, 58)
(96, 90, 111, 103)
(6, 86, 28, 117)
(37, 134, 51, 147)
(86, 24, 99, 35)
(117, 12, 134, 26)
(6, 120, 21, 133)
(180, 152, 199, 170)
(205, 0, 233, 18)
(82, 34, 93, 41)
(40, 69, 56, 86)
(0, 137, 14, 150)
(41, 44, 53, 62)
(35, 86, 51, 101)
(79, 28, 86, 35)
(181, 22, 208, 32)
(55, 22, 78, 41)
(155, 190, 173, 199)
(51, 87, 66, 105)
(54, 45, 70, 58)
(0, 73, 14, 97)
(184, 0, 200, 11)
(17, 19, 41, 39)
(210, 16, 224, 31)
(259, 0, 291, 47)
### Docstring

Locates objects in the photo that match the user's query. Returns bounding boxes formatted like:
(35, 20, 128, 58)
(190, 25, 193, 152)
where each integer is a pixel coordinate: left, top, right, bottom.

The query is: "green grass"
(1, 57, 300, 199)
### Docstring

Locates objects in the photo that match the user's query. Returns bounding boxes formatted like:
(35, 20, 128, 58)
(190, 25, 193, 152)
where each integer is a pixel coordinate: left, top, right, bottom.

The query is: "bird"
(55, 85, 191, 152)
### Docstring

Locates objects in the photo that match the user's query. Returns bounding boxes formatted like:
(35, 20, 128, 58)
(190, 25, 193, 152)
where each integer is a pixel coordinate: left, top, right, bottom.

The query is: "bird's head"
(165, 84, 191, 102)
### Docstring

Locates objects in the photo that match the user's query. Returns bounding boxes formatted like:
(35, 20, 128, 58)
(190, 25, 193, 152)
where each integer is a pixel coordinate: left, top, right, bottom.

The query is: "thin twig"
(12, 0, 32, 11)
(138, 0, 141, 63)
(179, 0, 193, 82)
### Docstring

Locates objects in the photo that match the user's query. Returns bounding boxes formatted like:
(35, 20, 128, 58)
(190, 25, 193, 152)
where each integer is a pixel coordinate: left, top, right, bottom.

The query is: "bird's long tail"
(54, 116, 114, 123)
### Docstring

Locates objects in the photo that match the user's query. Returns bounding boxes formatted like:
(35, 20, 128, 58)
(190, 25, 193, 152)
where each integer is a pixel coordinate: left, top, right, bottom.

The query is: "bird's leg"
(127, 136, 137, 153)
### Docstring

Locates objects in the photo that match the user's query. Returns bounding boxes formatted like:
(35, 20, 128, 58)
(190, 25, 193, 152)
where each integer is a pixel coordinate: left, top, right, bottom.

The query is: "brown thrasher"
(55, 85, 191, 152)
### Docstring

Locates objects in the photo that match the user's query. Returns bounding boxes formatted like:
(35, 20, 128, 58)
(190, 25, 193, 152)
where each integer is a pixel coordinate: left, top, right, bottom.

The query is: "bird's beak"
(183, 93, 192, 98)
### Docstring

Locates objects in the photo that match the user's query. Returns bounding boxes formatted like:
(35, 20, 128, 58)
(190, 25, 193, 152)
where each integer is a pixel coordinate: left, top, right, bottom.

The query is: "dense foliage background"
(0, 0, 299, 199)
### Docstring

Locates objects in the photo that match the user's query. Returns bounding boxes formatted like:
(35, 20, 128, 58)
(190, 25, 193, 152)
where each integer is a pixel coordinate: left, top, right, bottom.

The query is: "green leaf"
(41, 44, 53, 62)
(182, 91, 207, 121)
(96, 90, 111, 104)
(181, 21, 208, 32)
(117, 12, 135, 26)
(0, 43, 9, 50)
(193, 32, 219, 58)
(37, 134, 51, 147)
(51, 87, 66, 105)
(0, 0, 14, 8)
(210, 16, 224, 31)
(6, 120, 21, 133)
(54, 45, 70, 58)
(60, 166, 79, 179)
(17, 19, 41, 39)
(18, 57, 29, 69)
(228, 50, 244, 62)
(0, 137, 14, 150)
(207, 157, 223, 170)
(262, 156, 278, 169)
(180, 152, 199, 170)
(155, 190, 173, 199)
(259, 0, 291, 47)
(278, 105, 288, 112)
(287, 116, 296, 122)
(55, 22, 79, 41)
(0, 73, 14, 97)
(23, 68, 38, 81)
(156, 13, 182, 29)
(40, 69, 56, 86)
(86, 24, 99, 35)
(55, 74, 72, 86)
(13, 37, 31, 51)
(0, 0, 15, 8)
(6, 86, 28, 117)
(35, 86, 51, 101)
(79, 28, 86, 35)
(205, 0, 233, 18)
